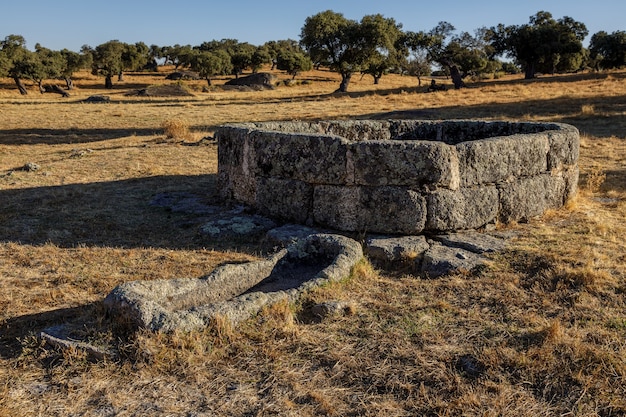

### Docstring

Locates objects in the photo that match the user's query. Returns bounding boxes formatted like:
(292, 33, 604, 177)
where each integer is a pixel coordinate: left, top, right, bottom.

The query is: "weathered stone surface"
(130, 84, 193, 97)
(313, 186, 427, 234)
(365, 235, 430, 263)
(255, 177, 313, 223)
(199, 215, 277, 239)
(40, 325, 114, 360)
(83, 95, 110, 103)
(312, 186, 362, 231)
(456, 133, 549, 186)
(349, 140, 459, 189)
(317, 120, 392, 141)
(420, 243, 487, 278)
(21, 162, 40, 172)
(563, 166, 580, 202)
(265, 224, 320, 248)
(432, 232, 506, 254)
(426, 186, 499, 231)
(310, 300, 356, 319)
(217, 120, 579, 234)
(547, 126, 580, 170)
(252, 132, 349, 184)
(217, 127, 257, 204)
(225, 72, 276, 88)
(498, 174, 566, 223)
(104, 234, 363, 332)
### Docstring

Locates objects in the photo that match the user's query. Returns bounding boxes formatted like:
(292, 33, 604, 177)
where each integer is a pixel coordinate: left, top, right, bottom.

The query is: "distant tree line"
(0, 10, 624, 94)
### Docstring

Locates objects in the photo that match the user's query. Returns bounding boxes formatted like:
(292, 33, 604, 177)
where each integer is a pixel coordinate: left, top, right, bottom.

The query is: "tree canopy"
(589, 30, 626, 70)
(1, 9, 623, 95)
(189, 49, 232, 86)
(487, 11, 588, 79)
(300, 10, 403, 92)
(89, 40, 126, 88)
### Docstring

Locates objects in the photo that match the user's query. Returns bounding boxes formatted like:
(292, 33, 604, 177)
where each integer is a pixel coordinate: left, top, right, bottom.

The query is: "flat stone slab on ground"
(420, 243, 488, 278)
(365, 235, 430, 263)
(264, 224, 321, 248)
(200, 215, 277, 239)
(432, 231, 507, 254)
(40, 324, 114, 361)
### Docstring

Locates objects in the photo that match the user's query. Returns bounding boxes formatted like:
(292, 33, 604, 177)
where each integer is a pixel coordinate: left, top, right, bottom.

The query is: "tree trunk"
(336, 72, 352, 92)
(417, 75, 422, 87)
(118, 71, 124, 82)
(64, 77, 74, 90)
(524, 63, 536, 80)
(373, 75, 380, 85)
(42, 84, 70, 97)
(13, 77, 27, 95)
(105, 75, 113, 89)
(206, 77, 212, 86)
(448, 65, 466, 89)
(38, 80, 45, 94)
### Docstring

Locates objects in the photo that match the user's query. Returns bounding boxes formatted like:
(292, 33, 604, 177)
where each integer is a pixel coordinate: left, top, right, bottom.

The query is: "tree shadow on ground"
(0, 127, 160, 146)
(0, 304, 101, 360)
(0, 174, 262, 252)
(0, 173, 272, 360)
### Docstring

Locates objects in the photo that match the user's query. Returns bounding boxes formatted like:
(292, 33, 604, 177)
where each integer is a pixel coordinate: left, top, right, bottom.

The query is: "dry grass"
(1, 67, 626, 416)
(161, 118, 193, 141)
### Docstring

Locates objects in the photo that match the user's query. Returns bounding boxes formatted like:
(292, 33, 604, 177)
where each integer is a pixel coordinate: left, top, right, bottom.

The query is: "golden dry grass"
(1, 67, 625, 416)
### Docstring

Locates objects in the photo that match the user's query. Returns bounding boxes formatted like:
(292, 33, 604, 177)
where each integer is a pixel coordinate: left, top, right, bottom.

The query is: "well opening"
(217, 120, 579, 235)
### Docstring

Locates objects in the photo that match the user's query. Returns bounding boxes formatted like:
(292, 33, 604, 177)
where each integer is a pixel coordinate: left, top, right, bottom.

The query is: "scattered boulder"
(310, 300, 356, 320)
(365, 235, 430, 264)
(364, 231, 507, 277)
(83, 95, 110, 103)
(69, 148, 93, 159)
(20, 162, 40, 172)
(127, 84, 193, 97)
(432, 231, 506, 254)
(165, 71, 200, 80)
(225, 73, 276, 89)
(420, 242, 487, 278)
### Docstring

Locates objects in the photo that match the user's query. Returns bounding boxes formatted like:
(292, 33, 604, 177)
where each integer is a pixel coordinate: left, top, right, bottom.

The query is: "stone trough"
(217, 120, 579, 234)
(104, 234, 362, 332)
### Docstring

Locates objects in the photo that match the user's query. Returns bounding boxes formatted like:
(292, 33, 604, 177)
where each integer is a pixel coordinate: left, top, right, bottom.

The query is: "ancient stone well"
(217, 120, 579, 234)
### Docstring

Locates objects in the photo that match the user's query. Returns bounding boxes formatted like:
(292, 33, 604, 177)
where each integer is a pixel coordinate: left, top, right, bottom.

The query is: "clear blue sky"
(2, 0, 623, 51)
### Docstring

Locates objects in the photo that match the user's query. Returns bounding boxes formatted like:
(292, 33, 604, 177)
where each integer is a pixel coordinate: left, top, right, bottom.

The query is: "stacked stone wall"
(217, 120, 579, 234)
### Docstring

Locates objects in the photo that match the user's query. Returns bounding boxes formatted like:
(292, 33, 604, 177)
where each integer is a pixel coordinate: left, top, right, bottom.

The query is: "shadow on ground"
(0, 174, 263, 251)
(0, 303, 101, 360)
(0, 127, 160, 146)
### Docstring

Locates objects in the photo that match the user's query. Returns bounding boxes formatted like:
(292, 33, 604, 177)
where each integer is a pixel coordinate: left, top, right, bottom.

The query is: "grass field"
(1, 67, 625, 416)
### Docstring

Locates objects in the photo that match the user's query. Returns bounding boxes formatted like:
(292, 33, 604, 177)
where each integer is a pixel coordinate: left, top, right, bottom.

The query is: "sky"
(1, 0, 624, 51)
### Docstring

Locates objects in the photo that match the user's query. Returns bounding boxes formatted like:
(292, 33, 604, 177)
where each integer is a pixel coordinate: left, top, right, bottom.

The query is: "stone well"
(217, 120, 579, 234)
